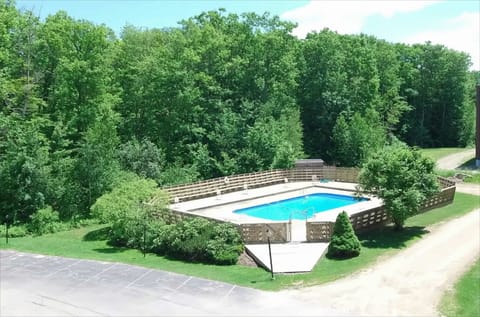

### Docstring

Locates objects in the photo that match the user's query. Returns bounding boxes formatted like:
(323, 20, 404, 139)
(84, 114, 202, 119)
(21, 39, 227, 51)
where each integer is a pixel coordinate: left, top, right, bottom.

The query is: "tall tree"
(35, 11, 116, 146)
(359, 143, 439, 230)
(73, 103, 120, 214)
(332, 110, 385, 166)
(0, 116, 51, 223)
(397, 42, 472, 147)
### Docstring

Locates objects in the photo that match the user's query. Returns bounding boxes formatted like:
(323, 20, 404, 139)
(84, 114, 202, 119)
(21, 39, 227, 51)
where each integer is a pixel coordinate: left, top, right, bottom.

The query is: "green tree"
(73, 103, 120, 213)
(332, 110, 386, 166)
(117, 138, 165, 182)
(0, 116, 51, 223)
(327, 211, 361, 259)
(358, 143, 439, 230)
(113, 10, 303, 177)
(299, 31, 383, 161)
(397, 43, 472, 147)
(35, 11, 116, 145)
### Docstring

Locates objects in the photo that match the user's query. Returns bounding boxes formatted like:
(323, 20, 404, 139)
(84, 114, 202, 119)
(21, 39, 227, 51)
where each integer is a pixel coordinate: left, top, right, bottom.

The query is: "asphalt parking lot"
(0, 250, 342, 316)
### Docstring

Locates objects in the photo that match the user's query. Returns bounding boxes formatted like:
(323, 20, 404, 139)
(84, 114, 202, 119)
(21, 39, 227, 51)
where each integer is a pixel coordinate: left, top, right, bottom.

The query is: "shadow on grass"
(93, 247, 128, 254)
(83, 226, 110, 241)
(358, 225, 430, 249)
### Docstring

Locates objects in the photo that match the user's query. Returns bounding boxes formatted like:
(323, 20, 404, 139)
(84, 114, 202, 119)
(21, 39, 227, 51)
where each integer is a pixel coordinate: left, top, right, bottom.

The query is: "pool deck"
(170, 181, 382, 273)
(171, 181, 382, 224)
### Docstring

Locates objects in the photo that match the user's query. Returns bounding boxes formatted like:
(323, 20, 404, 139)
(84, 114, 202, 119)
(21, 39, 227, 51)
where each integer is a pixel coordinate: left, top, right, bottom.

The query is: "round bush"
(29, 206, 66, 235)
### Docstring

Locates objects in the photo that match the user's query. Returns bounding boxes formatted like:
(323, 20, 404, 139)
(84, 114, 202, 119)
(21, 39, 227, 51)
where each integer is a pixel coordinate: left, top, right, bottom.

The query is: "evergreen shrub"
(327, 211, 361, 259)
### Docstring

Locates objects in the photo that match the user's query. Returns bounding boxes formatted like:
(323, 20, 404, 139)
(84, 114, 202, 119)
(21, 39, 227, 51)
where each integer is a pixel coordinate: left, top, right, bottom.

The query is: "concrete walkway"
(245, 242, 328, 273)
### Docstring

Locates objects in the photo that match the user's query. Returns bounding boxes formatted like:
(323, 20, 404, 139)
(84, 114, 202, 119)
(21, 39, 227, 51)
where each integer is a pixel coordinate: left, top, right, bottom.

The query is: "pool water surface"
(233, 193, 367, 221)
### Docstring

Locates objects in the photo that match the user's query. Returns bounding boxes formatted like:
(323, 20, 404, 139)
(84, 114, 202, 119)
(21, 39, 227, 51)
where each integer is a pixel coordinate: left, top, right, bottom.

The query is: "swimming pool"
(233, 193, 367, 221)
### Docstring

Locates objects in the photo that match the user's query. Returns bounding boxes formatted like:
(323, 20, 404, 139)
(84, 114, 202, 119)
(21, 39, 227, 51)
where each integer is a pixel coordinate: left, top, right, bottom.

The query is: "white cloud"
(403, 12, 480, 70)
(281, 0, 440, 37)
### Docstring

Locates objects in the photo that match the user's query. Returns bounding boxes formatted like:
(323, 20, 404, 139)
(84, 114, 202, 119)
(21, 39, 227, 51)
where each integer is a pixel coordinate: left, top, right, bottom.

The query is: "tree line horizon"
(1, 2, 478, 223)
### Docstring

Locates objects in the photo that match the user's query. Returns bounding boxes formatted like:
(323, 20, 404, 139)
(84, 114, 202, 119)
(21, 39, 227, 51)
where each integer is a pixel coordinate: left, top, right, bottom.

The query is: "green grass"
(465, 173, 480, 184)
(419, 147, 469, 161)
(439, 259, 480, 317)
(1, 193, 478, 291)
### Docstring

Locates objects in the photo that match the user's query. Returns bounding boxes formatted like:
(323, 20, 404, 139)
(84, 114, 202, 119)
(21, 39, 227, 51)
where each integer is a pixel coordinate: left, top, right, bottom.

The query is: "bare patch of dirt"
(237, 251, 259, 267)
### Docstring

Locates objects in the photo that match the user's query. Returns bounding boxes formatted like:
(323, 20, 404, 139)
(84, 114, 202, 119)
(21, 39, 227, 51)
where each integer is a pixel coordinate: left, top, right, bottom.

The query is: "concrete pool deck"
(171, 181, 383, 225)
(170, 181, 383, 273)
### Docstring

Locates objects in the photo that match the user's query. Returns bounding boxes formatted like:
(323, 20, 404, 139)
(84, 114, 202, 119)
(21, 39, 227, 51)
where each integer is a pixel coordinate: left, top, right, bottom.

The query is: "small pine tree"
(327, 211, 361, 259)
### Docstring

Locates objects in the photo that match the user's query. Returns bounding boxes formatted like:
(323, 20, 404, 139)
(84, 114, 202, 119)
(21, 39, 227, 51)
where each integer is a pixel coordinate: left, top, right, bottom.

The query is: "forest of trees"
(1, 1, 478, 224)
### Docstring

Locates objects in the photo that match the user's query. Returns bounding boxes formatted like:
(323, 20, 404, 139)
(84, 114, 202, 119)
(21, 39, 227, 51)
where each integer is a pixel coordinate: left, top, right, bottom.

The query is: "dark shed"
(294, 159, 325, 169)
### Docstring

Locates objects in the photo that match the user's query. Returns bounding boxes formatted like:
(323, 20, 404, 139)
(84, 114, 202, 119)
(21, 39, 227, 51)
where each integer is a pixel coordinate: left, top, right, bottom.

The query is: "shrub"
(0, 224, 28, 238)
(161, 218, 244, 265)
(90, 175, 175, 253)
(150, 223, 176, 254)
(163, 217, 214, 262)
(109, 212, 166, 251)
(29, 206, 67, 235)
(91, 176, 163, 223)
(206, 223, 244, 265)
(327, 211, 361, 259)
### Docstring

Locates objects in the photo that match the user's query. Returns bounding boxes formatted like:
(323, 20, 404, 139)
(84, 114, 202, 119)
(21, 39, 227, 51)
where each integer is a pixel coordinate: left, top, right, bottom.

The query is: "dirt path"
(287, 208, 480, 316)
(436, 149, 475, 170)
(456, 182, 480, 195)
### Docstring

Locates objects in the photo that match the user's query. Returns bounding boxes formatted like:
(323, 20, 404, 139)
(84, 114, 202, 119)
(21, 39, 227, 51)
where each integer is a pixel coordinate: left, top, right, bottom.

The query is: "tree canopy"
(0, 2, 476, 224)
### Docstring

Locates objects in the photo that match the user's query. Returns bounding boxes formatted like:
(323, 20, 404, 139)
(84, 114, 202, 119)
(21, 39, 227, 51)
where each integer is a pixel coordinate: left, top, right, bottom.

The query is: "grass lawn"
(1, 193, 478, 291)
(419, 147, 470, 161)
(439, 258, 480, 317)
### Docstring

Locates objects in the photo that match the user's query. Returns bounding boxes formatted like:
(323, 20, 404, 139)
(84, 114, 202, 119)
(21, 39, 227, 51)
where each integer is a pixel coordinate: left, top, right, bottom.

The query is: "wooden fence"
(154, 166, 361, 204)
(306, 222, 334, 242)
(287, 166, 359, 183)
(155, 169, 286, 204)
(239, 222, 290, 244)
(307, 178, 456, 242)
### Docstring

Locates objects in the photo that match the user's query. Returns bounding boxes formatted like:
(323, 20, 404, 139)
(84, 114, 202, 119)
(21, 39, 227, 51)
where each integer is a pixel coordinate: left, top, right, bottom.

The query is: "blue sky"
(16, 0, 480, 69)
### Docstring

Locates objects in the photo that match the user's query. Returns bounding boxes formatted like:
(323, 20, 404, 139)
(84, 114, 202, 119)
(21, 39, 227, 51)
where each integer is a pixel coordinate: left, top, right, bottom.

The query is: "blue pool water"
(234, 193, 367, 221)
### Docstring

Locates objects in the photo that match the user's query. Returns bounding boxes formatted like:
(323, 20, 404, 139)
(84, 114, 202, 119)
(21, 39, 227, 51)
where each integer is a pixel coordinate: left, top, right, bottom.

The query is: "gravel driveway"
(288, 209, 480, 316)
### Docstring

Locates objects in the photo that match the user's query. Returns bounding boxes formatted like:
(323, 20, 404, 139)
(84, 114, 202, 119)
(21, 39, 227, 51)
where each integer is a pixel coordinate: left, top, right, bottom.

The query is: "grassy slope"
(1, 193, 477, 291)
(439, 259, 480, 317)
(419, 147, 468, 161)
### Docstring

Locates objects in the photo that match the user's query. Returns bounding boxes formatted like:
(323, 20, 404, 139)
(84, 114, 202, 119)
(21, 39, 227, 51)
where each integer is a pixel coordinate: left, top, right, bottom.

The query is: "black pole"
(5, 214, 9, 244)
(143, 218, 146, 258)
(267, 236, 274, 280)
